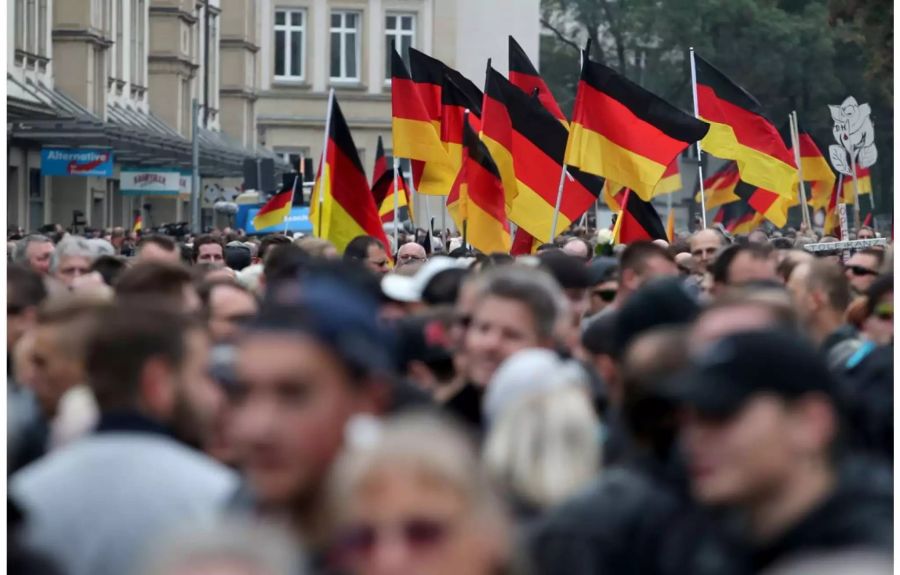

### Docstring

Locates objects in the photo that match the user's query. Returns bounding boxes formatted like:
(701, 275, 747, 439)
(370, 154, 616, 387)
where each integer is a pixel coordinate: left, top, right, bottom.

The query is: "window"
(330, 11, 360, 82)
(274, 9, 305, 80)
(385, 14, 414, 77)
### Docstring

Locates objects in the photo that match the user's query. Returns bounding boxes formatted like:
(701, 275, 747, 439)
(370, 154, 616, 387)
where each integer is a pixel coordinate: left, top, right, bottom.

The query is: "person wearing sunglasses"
(585, 258, 619, 319)
(329, 413, 514, 575)
(844, 248, 885, 297)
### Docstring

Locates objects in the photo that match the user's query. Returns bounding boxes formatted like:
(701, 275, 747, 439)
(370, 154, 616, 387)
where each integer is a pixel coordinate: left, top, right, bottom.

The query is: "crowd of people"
(6, 219, 894, 575)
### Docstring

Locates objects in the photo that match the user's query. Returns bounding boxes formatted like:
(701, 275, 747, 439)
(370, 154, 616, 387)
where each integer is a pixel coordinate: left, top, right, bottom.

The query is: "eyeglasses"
(592, 289, 616, 303)
(338, 517, 451, 559)
(847, 265, 879, 277)
(874, 302, 893, 321)
(398, 255, 427, 263)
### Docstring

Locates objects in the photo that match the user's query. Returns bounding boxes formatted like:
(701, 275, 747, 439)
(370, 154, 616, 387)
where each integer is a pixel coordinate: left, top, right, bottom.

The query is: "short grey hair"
(13, 234, 52, 264)
(51, 237, 97, 272)
(135, 520, 303, 575)
(473, 265, 567, 340)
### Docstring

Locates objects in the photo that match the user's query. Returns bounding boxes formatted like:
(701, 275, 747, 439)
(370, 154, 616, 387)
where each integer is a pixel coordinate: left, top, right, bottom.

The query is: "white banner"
(121, 169, 180, 196)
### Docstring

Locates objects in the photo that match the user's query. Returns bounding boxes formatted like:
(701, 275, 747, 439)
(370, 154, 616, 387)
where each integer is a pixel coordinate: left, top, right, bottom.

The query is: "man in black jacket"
(676, 330, 892, 572)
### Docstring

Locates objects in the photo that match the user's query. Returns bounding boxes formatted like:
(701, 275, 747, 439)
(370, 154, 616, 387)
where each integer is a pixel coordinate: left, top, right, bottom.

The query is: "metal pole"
(315, 89, 335, 238)
(789, 111, 811, 230)
(191, 98, 201, 234)
(392, 157, 400, 249)
(549, 164, 567, 242)
(689, 47, 708, 229)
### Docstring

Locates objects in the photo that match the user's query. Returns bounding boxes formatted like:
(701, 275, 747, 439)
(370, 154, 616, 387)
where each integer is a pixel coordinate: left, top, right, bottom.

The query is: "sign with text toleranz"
(41, 147, 114, 177)
(120, 169, 181, 196)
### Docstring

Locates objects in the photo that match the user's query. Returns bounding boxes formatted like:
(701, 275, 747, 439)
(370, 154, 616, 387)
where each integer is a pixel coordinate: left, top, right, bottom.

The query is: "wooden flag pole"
(549, 164, 567, 242)
(789, 111, 812, 230)
(315, 88, 335, 238)
(689, 47, 708, 229)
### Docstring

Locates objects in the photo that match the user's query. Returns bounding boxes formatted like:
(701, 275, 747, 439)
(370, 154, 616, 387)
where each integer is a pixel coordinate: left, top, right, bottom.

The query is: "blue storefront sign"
(41, 147, 114, 177)
(239, 205, 313, 235)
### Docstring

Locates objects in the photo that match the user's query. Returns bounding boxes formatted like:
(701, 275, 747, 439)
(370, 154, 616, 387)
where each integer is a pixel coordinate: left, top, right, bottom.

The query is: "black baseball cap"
(668, 330, 838, 417)
(613, 276, 699, 358)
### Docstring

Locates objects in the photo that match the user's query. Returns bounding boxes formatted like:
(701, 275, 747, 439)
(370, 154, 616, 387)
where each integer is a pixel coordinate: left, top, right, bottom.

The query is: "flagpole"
(461, 109, 471, 249)
(315, 88, 335, 238)
(285, 174, 299, 236)
(789, 111, 811, 230)
(549, 164, 567, 242)
(392, 157, 400, 249)
(689, 47, 708, 229)
(849, 152, 862, 232)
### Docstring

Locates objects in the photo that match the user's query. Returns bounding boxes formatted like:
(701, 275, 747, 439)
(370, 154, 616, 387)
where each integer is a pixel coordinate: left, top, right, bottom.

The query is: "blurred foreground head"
(228, 262, 395, 521)
(329, 412, 511, 575)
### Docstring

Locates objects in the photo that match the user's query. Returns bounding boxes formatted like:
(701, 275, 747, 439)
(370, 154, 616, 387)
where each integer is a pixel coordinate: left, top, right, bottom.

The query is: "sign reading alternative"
(41, 147, 114, 177)
(120, 169, 181, 196)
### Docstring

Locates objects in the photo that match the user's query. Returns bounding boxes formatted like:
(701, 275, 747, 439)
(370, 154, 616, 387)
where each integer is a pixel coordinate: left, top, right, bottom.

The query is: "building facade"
(254, 0, 541, 224)
(8, 0, 284, 233)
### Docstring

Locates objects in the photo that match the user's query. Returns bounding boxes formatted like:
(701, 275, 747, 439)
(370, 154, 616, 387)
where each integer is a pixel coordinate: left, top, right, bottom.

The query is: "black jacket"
(525, 455, 743, 575)
(751, 457, 893, 572)
(838, 343, 893, 464)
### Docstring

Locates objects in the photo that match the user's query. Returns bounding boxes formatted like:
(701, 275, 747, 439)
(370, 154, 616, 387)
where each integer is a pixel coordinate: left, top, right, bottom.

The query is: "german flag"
(481, 65, 602, 242)
(794, 121, 835, 192)
(446, 117, 510, 254)
(390, 49, 455, 196)
(310, 95, 390, 254)
(132, 212, 143, 234)
(835, 165, 872, 204)
(508, 35, 566, 124)
(693, 53, 797, 198)
(510, 226, 541, 255)
(441, 75, 483, 175)
(372, 135, 388, 188)
(823, 177, 841, 238)
(253, 179, 296, 230)
(373, 166, 413, 224)
(714, 198, 761, 235)
(565, 54, 709, 200)
(611, 188, 668, 244)
(695, 161, 741, 209)
(747, 185, 797, 229)
(653, 158, 682, 196)
(602, 179, 627, 211)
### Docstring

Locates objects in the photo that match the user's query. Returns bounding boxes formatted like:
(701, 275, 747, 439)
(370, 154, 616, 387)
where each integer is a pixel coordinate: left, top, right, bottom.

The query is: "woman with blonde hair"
(328, 413, 518, 575)
(482, 349, 601, 518)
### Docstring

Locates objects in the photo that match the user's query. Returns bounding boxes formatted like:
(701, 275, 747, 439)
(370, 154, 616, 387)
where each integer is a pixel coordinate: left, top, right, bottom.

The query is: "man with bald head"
(689, 228, 726, 273)
(395, 242, 427, 271)
(562, 237, 592, 261)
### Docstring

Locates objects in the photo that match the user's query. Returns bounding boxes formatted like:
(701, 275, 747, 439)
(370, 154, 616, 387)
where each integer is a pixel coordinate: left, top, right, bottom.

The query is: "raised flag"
(372, 136, 388, 188)
(602, 180, 627, 212)
(481, 66, 602, 241)
(132, 212, 143, 234)
(447, 117, 510, 254)
(695, 161, 741, 209)
(823, 177, 841, 238)
(441, 75, 483, 172)
(510, 226, 541, 255)
(693, 54, 797, 198)
(715, 198, 761, 235)
(508, 35, 566, 123)
(653, 158, 682, 196)
(310, 95, 390, 254)
(252, 181, 295, 230)
(565, 55, 709, 200)
(390, 49, 455, 196)
(747, 184, 798, 229)
(611, 188, 668, 244)
(372, 165, 413, 224)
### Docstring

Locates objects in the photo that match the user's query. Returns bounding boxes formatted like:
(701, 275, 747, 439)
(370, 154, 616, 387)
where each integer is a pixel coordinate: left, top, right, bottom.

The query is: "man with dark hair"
(198, 279, 259, 343)
(89, 255, 127, 286)
(710, 243, 777, 294)
(193, 235, 226, 267)
(844, 248, 884, 297)
(343, 235, 389, 275)
(137, 234, 180, 264)
(257, 234, 292, 264)
(262, 244, 310, 292)
(605, 241, 678, 313)
(10, 302, 237, 575)
(8, 265, 48, 359)
(676, 330, 891, 572)
(787, 260, 860, 369)
(224, 242, 252, 271)
(115, 261, 201, 314)
(227, 271, 394, 556)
